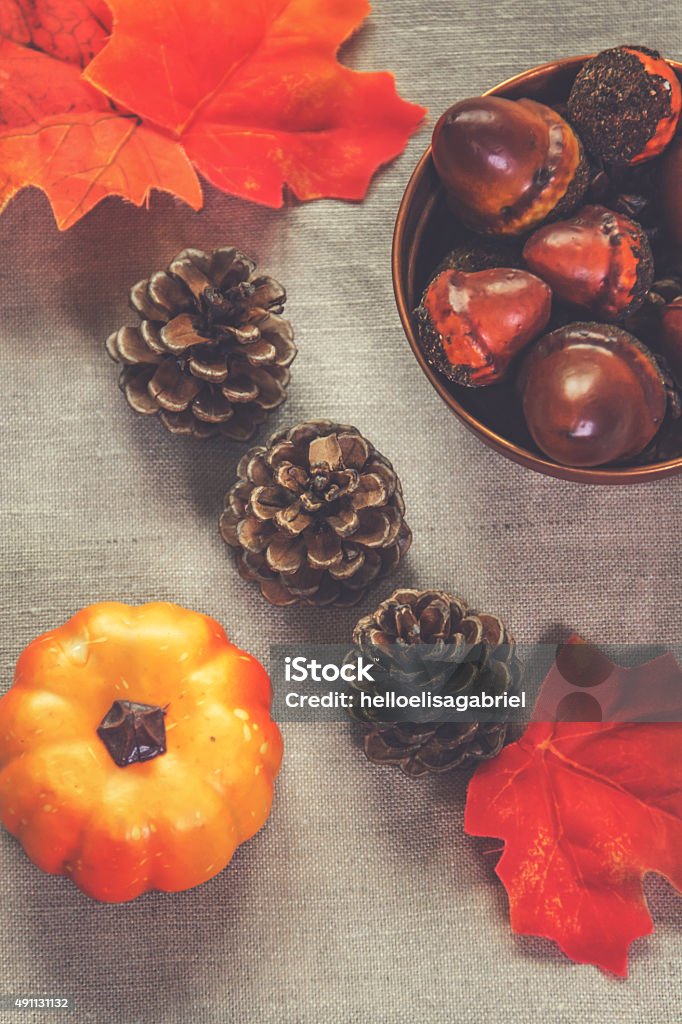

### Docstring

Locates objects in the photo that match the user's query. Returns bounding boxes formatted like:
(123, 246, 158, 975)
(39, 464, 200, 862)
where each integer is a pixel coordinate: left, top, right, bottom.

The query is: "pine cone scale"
(221, 369, 260, 404)
(157, 315, 208, 356)
(327, 548, 364, 579)
(188, 352, 228, 382)
(191, 389, 234, 423)
(145, 271, 193, 315)
(249, 486, 289, 520)
(306, 529, 343, 569)
(138, 321, 166, 355)
(168, 257, 211, 300)
(123, 368, 159, 414)
(352, 507, 399, 548)
(150, 364, 201, 412)
(243, 515, 278, 552)
(274, 503, 314, 535)
(109, 326, 160, 365)
(265, 534, 304, 574)
(326, 508, 360, 536)
(244, 338, 277, 363)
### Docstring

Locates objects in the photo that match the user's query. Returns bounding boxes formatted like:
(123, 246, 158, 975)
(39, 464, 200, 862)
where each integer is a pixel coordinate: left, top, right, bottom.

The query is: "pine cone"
(220, 421, 412, 607)
(106, 247, 296, 442)
(349, 589, 522, 777)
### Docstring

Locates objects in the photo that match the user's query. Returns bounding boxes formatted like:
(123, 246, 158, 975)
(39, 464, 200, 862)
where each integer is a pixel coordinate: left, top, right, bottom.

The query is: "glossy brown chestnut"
(659, 298, 682, 387)
(658, 136, 682, 248)
(431, 96, 588, 236)
(518, 323, 667, 467)
(568, 47, 682, 165)
(522, 205, 654, 320)
(417, 267, 551, 386)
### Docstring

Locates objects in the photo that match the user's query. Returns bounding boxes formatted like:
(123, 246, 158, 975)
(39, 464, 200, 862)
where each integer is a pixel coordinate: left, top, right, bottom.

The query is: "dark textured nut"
(523, 205, 654, 320)
(659, 298, 682, 387)
(417, 267, 552, 386)
(658, 137, 682, 248)
(568, 47, 682, 165)
(431, 96, 588, 236)
(518, 322, 667, 467)
(432, 236, 523, 278)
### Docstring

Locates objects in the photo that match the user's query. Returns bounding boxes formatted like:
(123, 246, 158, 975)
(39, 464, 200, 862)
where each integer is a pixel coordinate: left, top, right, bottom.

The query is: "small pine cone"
(220, 421, 412, 607)
(349, 589, 522, 778)
(106, 247, 296, 442)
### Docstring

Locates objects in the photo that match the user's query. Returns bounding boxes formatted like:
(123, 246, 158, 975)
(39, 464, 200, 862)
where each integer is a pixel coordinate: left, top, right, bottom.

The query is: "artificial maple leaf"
(1, 1, 423, 226)
(0, 23, 202, 228)
(1, 0, 111, 65)
(465, 648, 682, 976)
(85, 0, 426, 207)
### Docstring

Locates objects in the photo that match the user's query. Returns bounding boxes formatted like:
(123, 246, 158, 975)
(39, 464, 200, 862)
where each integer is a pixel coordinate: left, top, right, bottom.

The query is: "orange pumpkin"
(0, 602, 282, 902)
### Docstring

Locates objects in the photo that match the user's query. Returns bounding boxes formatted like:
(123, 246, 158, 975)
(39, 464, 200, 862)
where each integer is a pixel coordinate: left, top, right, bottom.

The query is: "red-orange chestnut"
(518, 323, 667, 467)
(431, 96, 588, 236)
(523, 205, 654, 321)
(417, 268, 551, 386)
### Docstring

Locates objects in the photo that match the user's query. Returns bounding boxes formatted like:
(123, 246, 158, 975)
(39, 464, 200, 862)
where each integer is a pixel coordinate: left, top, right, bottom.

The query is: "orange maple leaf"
(0, 10, 202, 228)
(0, 0, 425, 227)
(1, 0, 111, 65)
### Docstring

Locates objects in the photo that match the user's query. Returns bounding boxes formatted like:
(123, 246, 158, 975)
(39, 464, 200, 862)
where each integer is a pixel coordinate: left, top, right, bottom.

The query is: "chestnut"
(518, 323, 667, 467)
(417, 267, 551, 386)
(522, 205, 654, 321)
(431, 96, 588, 236)
(659, 298, 682, 387)
(568, 47, 682, 165)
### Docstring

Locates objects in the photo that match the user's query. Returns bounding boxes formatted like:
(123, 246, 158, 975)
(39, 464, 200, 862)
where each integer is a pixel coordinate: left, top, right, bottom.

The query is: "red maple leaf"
(0, 0, 425, 227)
(465, 645, 682, 976)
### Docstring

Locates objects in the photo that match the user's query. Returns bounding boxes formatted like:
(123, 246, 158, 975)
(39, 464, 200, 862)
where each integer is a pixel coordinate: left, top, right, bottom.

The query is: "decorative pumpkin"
(0, 602, 282, 903)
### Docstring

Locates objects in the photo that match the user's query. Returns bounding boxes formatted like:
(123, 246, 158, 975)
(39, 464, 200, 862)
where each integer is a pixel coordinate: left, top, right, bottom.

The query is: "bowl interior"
(395, 56, 682, 483)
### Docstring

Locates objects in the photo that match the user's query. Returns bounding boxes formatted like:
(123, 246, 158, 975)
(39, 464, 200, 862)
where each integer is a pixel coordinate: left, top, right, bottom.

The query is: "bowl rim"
(392, 54, 682, 485)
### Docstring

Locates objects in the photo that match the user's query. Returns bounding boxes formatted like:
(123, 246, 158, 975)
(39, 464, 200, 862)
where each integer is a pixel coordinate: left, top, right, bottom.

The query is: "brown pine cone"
(220, 421, 412, 607)
(106, 247, 296, 442)
(349, 589, 521, 777)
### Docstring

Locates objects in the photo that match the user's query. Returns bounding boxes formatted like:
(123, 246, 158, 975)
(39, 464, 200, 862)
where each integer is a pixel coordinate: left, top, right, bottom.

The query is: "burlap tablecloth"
(1, 2, 681, 1021)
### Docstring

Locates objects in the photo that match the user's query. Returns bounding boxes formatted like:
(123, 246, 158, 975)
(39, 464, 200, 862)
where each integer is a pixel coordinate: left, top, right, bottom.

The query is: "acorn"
(518, 323, 667, 467)
(568, 47, 682, 165)
(417, 267, 552, 386)
(431, 96, 589, 236)
(659, 299, 682, 387)
(658, 136, 682, 248)
(522, 205, 654, 321)
(432, 235, 523, 278)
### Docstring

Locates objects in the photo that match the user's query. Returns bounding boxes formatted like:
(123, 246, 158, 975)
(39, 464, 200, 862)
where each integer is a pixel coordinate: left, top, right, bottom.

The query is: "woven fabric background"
(1, 1, 681, 1021)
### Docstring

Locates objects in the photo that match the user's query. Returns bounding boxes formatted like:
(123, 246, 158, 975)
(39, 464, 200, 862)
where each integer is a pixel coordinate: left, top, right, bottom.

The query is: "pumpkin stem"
(97, 700, 167, 767)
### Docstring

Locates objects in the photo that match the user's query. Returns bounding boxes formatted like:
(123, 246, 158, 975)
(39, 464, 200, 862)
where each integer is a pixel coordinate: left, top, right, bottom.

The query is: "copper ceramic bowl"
(393, 56, 682, 484)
